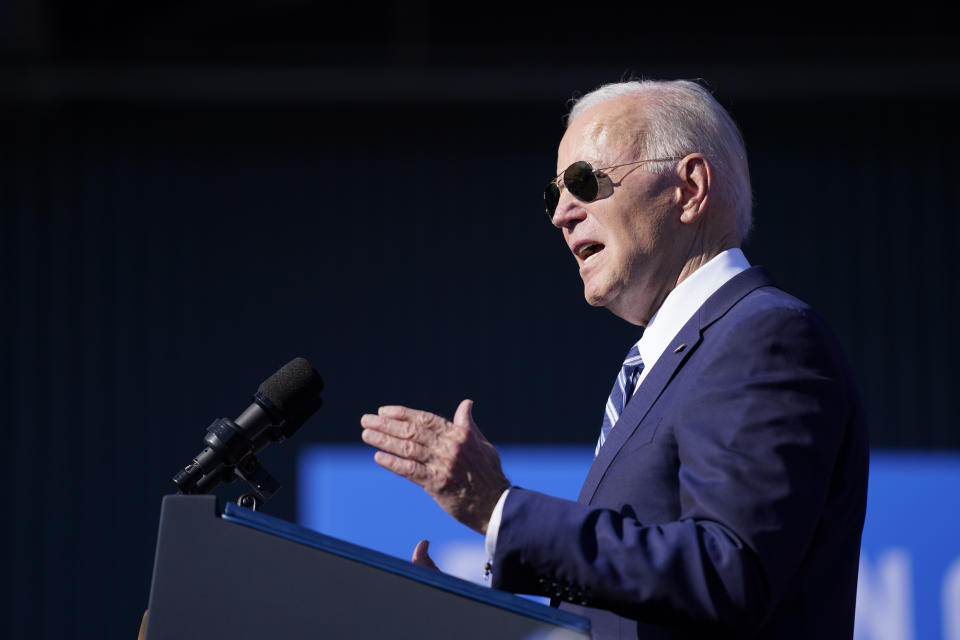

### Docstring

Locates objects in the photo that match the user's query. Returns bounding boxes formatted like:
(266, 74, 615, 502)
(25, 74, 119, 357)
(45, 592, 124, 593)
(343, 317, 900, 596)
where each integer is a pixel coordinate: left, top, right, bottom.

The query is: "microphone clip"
(172, 417, 281, 508)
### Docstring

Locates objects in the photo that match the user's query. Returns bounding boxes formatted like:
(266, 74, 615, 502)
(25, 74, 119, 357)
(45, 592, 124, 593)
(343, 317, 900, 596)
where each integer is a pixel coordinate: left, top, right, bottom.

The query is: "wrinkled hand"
(412, 539, 439, 570)
(360, 399, 510, 535)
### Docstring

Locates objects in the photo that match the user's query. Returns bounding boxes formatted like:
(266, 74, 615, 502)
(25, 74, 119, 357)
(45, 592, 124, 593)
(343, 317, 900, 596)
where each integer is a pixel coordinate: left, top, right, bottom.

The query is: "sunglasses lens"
(544, 161, 600, 220)
(564, 161, 598, 202)
(544, 183, 561, 218)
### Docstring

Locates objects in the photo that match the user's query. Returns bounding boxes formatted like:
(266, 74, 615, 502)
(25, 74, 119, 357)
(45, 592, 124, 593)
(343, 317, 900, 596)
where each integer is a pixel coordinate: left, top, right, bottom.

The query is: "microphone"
(172, 357, 323, 499)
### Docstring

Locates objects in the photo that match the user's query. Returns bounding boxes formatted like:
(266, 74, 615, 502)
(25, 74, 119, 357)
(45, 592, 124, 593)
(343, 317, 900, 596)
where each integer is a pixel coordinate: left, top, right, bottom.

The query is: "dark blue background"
(2, 4, 958, 638)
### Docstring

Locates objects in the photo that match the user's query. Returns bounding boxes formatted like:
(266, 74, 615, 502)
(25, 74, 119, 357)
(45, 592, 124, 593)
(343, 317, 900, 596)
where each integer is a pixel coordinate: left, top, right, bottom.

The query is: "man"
(360, 79, 869, 639)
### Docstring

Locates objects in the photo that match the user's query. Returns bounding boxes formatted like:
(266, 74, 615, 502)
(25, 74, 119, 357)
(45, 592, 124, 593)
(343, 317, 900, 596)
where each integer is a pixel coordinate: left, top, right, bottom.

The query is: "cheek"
(623, 208, 669, 255)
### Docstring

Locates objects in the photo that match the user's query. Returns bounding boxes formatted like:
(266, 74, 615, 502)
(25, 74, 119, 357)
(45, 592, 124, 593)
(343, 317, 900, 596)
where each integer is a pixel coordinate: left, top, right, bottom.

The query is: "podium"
(144, 495, 591, 639)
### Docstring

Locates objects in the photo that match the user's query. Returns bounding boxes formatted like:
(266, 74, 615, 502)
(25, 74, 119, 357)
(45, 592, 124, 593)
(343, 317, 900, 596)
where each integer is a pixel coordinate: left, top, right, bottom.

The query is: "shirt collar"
(635, 248, 751, 385)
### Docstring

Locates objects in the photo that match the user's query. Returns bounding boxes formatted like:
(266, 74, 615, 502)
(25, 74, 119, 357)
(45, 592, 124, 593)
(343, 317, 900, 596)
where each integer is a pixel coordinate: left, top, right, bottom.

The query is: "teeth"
(580, 244, 602, 260)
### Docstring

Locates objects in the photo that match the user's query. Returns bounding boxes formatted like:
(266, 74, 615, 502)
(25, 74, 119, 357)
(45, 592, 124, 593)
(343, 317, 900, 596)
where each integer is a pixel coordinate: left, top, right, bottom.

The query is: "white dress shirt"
(483, 248, 752, 568)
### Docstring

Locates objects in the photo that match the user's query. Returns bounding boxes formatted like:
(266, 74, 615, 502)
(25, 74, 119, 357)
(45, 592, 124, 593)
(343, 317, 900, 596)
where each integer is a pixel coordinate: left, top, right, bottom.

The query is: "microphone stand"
(173, 399, 320, 510)
(171, 357, 323, 511)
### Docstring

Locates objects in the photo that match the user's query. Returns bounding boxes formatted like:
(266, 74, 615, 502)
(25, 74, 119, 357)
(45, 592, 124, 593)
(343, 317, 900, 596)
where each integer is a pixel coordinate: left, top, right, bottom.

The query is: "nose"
(551, 190, 587, 230)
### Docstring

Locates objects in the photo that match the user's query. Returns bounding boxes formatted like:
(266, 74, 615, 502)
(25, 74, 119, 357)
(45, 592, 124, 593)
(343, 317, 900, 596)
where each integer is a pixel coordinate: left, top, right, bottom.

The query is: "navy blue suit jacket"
(491, 267, 869, 639)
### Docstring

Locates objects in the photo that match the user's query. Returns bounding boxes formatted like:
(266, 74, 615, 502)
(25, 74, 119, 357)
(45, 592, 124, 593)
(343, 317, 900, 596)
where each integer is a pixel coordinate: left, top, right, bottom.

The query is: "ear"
(675, 154, 711, 225)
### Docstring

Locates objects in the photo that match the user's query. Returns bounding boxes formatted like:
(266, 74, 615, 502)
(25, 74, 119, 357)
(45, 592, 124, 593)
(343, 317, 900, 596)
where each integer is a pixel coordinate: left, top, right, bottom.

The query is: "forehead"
(558, 97, 645, 168)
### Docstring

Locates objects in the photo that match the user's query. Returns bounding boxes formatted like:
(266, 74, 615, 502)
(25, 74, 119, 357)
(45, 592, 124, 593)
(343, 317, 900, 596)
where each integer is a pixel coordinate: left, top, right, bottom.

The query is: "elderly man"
(360, 79, 868, 639)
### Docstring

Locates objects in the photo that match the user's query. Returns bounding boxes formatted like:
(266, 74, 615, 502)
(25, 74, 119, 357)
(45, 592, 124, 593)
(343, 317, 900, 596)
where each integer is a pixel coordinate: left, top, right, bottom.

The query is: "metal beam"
(2, 60, 959, 106)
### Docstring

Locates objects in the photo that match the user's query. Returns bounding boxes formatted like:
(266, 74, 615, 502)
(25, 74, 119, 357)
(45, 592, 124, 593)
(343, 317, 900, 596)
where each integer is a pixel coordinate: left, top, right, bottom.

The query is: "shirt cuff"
(484, 488, 511, 561)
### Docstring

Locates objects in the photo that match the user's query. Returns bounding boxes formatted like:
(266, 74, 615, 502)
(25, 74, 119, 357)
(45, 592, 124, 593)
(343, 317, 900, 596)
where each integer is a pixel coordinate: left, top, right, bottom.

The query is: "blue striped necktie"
(596, 343, 644, 456)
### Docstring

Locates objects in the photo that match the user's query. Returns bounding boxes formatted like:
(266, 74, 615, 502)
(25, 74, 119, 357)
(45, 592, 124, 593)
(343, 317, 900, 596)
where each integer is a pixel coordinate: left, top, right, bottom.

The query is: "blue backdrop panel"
(855, 452, 960, 640)
(299, 447, 960, 639)
(298, 445, 593, 584)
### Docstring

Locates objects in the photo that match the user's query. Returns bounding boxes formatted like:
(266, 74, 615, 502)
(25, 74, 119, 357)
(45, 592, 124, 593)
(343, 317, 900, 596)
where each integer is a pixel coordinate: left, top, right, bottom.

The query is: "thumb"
(453, 398, 476, 429)
(412, 539, 439, 571)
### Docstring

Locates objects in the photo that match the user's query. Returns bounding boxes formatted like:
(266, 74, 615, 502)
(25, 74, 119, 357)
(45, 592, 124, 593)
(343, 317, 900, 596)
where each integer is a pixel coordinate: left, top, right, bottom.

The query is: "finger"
(360, 414, 418, 440)
(362, 411, 447, 444)
(378, 405, 448, 434)
(377, 405, 413, 419)
(372, 451, 433, 485)
(361, 427, 429, 461)
(411, 539, 439, 571)
(453, 398, 475, 429)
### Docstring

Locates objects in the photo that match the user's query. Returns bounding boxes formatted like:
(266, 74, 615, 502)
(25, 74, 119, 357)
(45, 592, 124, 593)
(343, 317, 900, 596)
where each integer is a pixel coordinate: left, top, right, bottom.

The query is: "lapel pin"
(673, 344, 686, 353)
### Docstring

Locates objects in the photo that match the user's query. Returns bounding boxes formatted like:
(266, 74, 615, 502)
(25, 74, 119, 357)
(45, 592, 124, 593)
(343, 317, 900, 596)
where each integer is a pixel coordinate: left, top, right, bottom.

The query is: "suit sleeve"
(491, 303, 858, 632)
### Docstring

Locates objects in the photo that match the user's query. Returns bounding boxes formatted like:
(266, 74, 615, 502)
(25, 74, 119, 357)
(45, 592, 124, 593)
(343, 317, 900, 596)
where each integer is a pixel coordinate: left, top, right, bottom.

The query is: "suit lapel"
(577, 322, 701, 503)
(577, 266, 777, 504)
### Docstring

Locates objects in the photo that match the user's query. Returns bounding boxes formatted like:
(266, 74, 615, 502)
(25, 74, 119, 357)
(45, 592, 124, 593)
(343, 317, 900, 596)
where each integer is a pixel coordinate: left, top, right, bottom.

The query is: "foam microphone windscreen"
(257, 357, 324, 419)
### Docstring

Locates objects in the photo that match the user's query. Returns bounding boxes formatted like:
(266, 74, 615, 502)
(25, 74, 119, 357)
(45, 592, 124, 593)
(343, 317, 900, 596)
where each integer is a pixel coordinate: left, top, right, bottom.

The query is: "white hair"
(569, 79, 753, 240)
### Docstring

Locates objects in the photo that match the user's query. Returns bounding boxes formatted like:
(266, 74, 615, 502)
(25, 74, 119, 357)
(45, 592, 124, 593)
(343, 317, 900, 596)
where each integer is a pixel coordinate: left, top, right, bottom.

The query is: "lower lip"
(579, 251, 602, 274)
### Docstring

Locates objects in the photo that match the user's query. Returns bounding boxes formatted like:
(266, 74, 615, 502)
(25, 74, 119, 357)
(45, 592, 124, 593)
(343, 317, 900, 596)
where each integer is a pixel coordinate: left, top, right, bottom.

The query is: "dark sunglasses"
(544, 157, 681, 219)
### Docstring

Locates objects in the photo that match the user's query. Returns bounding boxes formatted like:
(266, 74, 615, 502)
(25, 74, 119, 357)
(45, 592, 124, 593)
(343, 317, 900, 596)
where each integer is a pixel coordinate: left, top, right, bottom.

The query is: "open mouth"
(578, 243, 605, 262)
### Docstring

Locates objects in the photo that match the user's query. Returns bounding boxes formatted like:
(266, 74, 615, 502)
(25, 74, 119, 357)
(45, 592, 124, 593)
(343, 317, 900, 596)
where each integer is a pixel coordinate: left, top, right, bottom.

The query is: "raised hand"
(360, 399, 510, 535)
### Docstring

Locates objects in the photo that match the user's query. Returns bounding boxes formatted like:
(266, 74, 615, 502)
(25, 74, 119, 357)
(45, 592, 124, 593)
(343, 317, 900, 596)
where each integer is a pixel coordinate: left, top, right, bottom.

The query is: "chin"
(582, 283, 616, 308)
